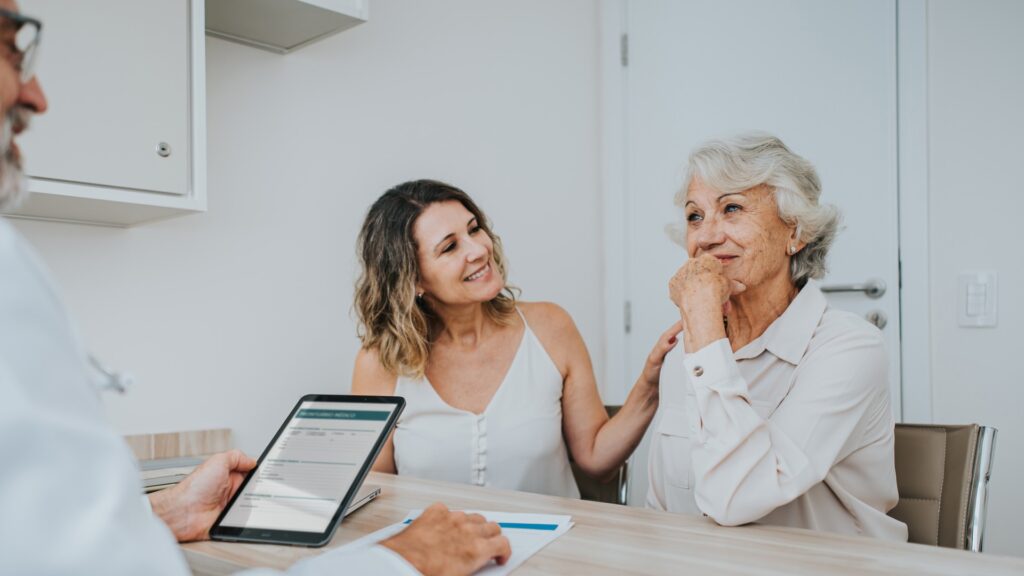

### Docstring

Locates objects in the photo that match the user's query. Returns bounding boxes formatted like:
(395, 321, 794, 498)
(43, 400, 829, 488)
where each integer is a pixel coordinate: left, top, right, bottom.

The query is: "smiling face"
(413, 200, 505, 306)
(683, 177, 802, 291)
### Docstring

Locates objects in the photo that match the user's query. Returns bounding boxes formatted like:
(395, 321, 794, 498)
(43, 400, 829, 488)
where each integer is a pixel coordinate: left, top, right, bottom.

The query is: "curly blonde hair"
(354, 180, 517, 377)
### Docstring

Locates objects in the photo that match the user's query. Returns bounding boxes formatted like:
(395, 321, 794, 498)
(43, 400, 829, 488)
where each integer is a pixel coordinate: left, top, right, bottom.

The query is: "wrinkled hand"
(382, 503, 511, 576)
(668, 254, 746, 352)
(148, 449, 257, 542)
(640, 320, 685, 389)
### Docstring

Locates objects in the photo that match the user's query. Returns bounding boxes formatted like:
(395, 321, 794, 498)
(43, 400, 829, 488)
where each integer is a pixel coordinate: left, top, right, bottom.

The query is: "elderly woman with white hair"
(646, 132, 908, 541)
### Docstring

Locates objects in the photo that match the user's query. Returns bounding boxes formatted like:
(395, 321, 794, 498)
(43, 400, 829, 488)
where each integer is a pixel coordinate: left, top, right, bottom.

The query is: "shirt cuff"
(283, 544, 422, 576)
(368, 545, 421, 575)
(684, 338, 748, 398)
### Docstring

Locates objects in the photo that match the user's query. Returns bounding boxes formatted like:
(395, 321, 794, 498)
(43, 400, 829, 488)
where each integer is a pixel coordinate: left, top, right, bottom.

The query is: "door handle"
(821, 278, 886, 299)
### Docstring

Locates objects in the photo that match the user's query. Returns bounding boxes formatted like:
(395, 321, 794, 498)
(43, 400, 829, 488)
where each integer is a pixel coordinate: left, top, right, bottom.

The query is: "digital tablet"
(209, 394, 404, 547)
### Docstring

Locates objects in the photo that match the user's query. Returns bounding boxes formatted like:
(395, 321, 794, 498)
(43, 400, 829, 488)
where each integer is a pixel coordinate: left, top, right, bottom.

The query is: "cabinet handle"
(156, 142, 172, 157)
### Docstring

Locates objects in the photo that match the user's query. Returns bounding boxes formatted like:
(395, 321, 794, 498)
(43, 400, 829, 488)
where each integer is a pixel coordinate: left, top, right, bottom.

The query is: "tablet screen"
(218, 399, 399, 534)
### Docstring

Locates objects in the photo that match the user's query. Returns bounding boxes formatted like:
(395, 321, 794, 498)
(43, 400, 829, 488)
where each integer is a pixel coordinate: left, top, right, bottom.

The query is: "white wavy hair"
(671, 132, 841, 287)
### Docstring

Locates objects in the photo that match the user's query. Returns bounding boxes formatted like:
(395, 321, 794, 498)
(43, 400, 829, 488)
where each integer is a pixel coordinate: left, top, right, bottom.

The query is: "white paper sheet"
(337, 510, 573, 575)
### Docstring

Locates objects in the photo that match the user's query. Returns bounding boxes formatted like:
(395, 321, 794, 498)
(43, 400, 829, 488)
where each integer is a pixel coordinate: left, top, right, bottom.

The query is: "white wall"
(11, 0, 601, 455)
(927, 0, 1024, 557)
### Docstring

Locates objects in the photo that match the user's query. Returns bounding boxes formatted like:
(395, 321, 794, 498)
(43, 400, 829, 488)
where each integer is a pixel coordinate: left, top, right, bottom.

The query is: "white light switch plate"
(958, 271, 998, 328)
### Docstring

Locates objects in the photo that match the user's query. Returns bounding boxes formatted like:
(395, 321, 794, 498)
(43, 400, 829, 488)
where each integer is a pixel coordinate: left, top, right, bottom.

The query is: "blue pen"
(402, 519, 558, 531)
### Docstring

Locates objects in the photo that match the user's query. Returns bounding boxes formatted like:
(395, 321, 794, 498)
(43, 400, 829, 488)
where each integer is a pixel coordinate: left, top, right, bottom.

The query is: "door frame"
(895, 0, 932, 423)
(598, 0, 933, 423)
(599, 0, 630, 405)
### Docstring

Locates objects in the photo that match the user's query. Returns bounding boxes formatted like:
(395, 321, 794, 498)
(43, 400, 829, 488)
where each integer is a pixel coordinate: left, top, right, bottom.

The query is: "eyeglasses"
(0, 7, 41, 83)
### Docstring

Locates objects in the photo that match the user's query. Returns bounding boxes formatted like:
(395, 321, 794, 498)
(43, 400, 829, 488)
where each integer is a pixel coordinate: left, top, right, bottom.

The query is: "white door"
(614, 0, 901, 505)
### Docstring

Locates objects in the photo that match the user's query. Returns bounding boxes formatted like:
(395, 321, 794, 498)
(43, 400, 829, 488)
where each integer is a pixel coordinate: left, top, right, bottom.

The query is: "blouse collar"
(732, 278, 828, 365)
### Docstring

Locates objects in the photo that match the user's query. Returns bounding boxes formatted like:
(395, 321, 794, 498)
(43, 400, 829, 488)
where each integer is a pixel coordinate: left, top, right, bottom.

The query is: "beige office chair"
(570, 405, 629, 505)
(888, 423, 997, 551)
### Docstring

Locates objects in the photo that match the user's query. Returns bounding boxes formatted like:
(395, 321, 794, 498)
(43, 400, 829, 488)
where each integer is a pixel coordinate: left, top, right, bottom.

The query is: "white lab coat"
(0, 219, 416, 575)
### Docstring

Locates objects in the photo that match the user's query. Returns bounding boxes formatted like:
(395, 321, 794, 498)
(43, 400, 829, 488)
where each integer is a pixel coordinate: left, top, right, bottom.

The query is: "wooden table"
(184, 472, 1024, 575)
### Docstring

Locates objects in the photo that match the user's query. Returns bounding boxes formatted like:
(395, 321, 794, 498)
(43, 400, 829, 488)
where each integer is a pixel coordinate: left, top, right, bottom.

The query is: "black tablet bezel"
(208, 394, 404, 547)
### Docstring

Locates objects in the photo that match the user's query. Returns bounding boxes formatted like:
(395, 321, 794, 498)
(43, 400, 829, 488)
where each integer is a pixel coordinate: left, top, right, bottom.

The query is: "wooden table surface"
(183, 472, 1024, 575)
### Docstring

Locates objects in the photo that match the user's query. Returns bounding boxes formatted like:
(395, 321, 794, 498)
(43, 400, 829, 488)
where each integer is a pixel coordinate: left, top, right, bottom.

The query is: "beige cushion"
(889, 424, 979, 549)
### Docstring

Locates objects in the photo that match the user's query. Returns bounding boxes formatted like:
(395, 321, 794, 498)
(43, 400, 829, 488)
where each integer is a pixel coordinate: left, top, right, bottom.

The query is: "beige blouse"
(646, 279, 908, 541)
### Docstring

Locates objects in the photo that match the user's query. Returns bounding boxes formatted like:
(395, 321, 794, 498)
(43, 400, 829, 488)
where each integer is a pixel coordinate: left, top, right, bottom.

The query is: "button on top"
(692, 366, 704, 377)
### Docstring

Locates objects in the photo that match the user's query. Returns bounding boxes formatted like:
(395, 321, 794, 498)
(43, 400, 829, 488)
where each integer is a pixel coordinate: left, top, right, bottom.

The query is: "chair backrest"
(570, 405, 629, 505)
(889, 423, 997, 551)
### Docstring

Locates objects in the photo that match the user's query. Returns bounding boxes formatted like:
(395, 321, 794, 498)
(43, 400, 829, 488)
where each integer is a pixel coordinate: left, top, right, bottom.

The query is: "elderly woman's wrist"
(682, 313, 725, 348)
(683, 325, 727, 354)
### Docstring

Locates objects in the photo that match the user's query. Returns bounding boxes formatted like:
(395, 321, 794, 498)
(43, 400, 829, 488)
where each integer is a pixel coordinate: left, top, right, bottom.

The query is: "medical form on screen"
(219, 401, 396, 532)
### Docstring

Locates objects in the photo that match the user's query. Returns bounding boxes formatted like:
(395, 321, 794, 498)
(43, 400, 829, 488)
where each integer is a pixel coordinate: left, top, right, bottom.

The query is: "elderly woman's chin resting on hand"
(646, 131, 908, 543)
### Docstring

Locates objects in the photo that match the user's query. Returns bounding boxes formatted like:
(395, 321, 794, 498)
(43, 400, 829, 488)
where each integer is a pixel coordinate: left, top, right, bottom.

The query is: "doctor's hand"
(148, 449, 257, 543)
(382, 503, 512, 576)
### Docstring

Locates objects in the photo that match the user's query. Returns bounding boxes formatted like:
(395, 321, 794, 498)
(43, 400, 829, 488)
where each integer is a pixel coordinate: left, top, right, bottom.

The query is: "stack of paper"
(339, 511, 573, 574)
(139, 456, 202, 493)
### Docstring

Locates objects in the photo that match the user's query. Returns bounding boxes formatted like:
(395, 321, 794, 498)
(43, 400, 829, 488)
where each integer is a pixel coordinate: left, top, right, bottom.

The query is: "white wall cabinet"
(206, 0, 368, 54)
(8, 0, 206, 227)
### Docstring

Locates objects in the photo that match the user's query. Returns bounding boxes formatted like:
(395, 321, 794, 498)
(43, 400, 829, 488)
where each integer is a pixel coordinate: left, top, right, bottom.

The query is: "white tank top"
(393, 310, 580, 498)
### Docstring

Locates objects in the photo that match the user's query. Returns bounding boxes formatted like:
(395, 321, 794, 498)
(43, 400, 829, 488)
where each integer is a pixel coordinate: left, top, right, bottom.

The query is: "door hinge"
(624, 300, 632, 334)
(620, 33, 629, 67)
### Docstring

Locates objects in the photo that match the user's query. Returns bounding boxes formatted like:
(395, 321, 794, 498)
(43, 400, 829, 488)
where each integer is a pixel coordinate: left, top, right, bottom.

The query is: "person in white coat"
(0, 2, 510, 574)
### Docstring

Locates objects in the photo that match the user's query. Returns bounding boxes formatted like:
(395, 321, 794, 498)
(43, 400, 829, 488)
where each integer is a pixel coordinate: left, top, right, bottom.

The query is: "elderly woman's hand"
(669, 254, 746, 353)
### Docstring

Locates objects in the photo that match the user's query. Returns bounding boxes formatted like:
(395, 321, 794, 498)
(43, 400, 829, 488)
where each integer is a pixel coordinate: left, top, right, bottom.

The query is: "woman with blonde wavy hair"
(353, 179, 679, 497)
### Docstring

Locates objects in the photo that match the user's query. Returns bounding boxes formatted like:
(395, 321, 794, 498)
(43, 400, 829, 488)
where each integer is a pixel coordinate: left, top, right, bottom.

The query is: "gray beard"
(0, 108, 29, 211)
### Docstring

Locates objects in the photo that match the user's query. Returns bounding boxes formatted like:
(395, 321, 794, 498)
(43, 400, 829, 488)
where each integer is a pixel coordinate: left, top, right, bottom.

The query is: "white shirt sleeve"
(0, 360, 193, 575)
(240, 546, 419, 576)
(685, 334, 889, 526)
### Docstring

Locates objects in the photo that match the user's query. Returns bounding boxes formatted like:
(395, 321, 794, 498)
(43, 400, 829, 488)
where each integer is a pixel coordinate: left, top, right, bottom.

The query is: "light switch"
(966, 284, 986, 316)
(958, 271, 998, 327)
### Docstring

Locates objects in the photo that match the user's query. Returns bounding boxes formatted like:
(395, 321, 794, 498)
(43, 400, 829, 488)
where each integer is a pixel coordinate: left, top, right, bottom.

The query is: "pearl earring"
(788, 245, 796, 255)
(416, 291, 424, 299)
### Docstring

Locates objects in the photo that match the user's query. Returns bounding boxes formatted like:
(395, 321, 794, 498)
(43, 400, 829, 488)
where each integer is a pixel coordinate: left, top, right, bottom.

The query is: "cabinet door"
(20, 0, 190, 196)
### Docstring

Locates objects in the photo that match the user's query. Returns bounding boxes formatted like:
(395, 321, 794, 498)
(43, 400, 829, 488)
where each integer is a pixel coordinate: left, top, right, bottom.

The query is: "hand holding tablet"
(149, 449, 258, 542)
(197, 393, 511, 576)
(209, 394, 404, 547)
